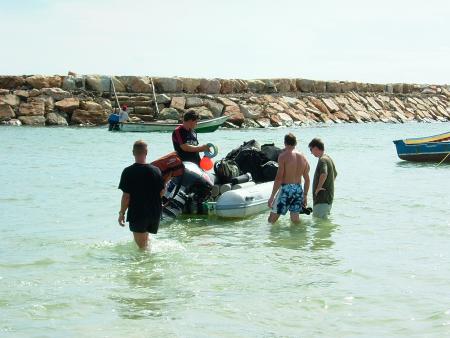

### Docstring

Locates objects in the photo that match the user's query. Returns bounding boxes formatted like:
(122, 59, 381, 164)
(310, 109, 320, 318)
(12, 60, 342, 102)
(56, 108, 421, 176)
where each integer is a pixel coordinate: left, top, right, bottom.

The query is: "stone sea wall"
(0, 74, 449, 127)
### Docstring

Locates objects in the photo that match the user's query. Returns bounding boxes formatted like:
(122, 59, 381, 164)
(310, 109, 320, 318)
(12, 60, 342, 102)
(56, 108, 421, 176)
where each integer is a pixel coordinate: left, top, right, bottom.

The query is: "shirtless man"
(268, 133, 310, 224)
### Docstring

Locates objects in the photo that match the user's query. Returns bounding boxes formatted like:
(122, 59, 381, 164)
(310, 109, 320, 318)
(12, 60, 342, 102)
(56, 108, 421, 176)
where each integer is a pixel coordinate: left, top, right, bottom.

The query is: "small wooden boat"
(393, 132, 450, 163)
(115, 115, 228, 133)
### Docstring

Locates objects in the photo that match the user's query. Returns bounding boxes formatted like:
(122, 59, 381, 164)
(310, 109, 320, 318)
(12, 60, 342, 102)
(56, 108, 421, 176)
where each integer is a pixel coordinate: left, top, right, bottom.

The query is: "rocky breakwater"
(0, 74, 449, 127)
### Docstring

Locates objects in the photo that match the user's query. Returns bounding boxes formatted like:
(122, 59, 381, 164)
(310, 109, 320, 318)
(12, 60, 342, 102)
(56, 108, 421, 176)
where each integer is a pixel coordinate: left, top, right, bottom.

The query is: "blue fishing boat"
(393, 132, 450, 163)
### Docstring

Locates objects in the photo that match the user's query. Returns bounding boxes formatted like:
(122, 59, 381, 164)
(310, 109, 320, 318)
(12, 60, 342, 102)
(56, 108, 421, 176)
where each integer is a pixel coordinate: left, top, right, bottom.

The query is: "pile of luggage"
(214, 140, 282, 185)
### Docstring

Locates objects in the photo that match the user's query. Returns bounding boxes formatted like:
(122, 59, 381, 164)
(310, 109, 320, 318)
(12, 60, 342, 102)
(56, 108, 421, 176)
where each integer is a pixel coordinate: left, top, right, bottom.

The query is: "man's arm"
(302, 161, 310, 206)
(315, 173, 327, 196)
(268, 156, 285, 208)
(118, 192, 130, 226)
(180, 143, 209, 153)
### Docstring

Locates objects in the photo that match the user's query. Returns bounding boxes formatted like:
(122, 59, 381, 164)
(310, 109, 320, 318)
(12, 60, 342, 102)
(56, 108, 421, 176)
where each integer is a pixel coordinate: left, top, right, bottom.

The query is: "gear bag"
(214, 159, 241, 183)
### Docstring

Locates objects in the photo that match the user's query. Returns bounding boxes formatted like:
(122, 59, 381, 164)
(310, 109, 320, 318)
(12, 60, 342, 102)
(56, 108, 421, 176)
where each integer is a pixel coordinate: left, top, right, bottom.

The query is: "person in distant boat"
(108, 104, 129, 131)
(268, 133, 310, 224)
(119, 104, 129, 122)
(118, 140, 165, 250)
(308, 138, 337, 218)
(172, 110, 210, 165)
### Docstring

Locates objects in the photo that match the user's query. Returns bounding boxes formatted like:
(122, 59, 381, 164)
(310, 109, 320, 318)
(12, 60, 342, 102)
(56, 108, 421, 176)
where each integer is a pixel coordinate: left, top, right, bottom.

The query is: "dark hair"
(284, 133, 297, 146)
(183, 110, 199, 122)
(133, 140, 147, 155)
(308, 138, 324, 151)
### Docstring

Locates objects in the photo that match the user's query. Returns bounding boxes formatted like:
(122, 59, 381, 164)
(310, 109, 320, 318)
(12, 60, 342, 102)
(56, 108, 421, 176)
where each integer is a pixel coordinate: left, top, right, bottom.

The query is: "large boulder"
(86, 75, 125, 92)
(45, 112, 68, 126)
(190, 106, 214, 120)
(182, 78, 201, 93)
(247, 80, 266, 93)
(310, 98, 329, 114)
(19, 116, 46, 125)
(35, 96, 55, 113)
(0, 94, 20, 107)
(204, 99, 224, 117)
(0, 76, 26, 89)
(240, 104, 262, 119)
(199, 79, 221, 94)
(256, 117, 271, 128)
(80, 100, 103, 111)
(313, 81, 327, 92)
(41, 88, 71, 101)
(71, 109, 108, 125)
(262, 79, 277, 93)
(159, 107, 180, 120)
(326, 82, 342, 93)
(170, 97, 186, 111)
(274, 79, 291, 92)
(118, 76, 153, 93)
(55, 98, 80, 112)
(296, 79, 314, 92)
(62, 75, 85, 91)
(219, 79, 235, 94)
(392, 83, 404, 94)
(223, 105, 244, 126)
(185, 97, 204, 108)
(155, 94, 171, 104)
(26, 75, 62, 89)
(14, 90, 30, 98)
(277, 112, 294, 126)
(0, 104, 15, 121)
(18, 100, 45, 116)
(153, 77, 183, 93)
(216, 97, 238, 107)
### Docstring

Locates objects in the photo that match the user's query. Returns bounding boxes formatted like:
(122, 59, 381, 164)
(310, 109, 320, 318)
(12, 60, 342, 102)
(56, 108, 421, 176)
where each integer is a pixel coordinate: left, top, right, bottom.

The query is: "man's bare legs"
(290, 212, 300, 224)
(133, 232, 149, 250)
(268, 212, 280, 224)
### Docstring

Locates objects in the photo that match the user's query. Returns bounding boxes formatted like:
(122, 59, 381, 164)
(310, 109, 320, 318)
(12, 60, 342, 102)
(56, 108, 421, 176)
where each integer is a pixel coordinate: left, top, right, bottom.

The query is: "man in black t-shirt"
(118, 140, 165, 249)
(172, 110, 210, 165)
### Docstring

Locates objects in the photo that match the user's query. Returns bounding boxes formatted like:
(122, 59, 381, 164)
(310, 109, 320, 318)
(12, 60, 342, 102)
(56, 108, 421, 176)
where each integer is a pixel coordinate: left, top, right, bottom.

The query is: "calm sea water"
(1, 122, 449, 337)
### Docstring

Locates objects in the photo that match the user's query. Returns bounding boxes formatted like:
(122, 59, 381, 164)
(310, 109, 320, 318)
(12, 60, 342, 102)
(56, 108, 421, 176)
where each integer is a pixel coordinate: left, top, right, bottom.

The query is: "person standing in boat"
(268, 133, 310, 224)
(108, 104, 129, 131)
(172, 110, 210, 165)
(308, 138, 337, 219)
(119, 104, 129, 122)
(118, 140, 165, 250)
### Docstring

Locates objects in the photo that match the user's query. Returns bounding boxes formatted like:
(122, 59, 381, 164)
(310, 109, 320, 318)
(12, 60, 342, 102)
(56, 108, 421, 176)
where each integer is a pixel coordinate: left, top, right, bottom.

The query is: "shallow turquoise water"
(0, 123, 449, 337)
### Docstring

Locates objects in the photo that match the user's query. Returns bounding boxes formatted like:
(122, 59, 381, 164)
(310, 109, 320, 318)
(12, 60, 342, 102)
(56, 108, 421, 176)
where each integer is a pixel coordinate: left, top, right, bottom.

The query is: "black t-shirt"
(172, 125, 201, 165)
(118, 163, 164, 222)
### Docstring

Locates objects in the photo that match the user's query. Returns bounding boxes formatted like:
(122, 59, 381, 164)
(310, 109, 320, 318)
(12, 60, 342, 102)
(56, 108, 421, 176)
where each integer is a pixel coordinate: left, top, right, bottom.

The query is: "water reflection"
(396, 161, 450, 169)
(109, 251, 166, 319)
(267, 217, 339, 251)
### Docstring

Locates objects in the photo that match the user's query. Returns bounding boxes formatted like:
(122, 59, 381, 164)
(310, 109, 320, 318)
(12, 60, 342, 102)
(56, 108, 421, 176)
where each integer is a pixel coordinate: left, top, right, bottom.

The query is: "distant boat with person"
(108, 115, 228, 133)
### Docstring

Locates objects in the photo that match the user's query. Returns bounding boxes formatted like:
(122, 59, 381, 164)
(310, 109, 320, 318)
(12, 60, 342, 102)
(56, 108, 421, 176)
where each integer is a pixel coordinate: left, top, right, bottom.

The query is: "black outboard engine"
(162, 162, 213, 220)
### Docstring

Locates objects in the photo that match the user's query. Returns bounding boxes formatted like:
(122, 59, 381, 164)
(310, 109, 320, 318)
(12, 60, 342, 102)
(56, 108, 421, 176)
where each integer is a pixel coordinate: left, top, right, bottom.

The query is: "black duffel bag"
(261, 143, 283, 162)
(261, 161, 279, 182)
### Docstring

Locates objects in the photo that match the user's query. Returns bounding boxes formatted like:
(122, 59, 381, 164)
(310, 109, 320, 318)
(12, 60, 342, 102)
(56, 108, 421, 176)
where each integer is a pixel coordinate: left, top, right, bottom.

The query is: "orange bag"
(151, 152, 184, 181)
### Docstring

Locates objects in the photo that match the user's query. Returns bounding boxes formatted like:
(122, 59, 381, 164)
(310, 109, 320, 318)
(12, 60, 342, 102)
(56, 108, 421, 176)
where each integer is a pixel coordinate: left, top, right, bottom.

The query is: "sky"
(0, 0, 449, 84)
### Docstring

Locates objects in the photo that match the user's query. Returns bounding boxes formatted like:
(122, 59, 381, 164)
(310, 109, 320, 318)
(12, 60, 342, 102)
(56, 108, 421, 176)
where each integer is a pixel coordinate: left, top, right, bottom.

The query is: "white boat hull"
(213, 181, 273, 218)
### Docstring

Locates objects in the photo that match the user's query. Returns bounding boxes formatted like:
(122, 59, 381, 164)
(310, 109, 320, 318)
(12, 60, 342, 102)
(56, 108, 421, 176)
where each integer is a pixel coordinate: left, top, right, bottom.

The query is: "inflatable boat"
(152, 157, 272, 220)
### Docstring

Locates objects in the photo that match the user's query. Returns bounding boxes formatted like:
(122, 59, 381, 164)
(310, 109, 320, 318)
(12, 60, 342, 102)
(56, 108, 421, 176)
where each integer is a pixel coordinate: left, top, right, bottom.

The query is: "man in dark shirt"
(118, 140, 165, 249)
(308, 138, 337, 219)
(172, 110, 210, 165)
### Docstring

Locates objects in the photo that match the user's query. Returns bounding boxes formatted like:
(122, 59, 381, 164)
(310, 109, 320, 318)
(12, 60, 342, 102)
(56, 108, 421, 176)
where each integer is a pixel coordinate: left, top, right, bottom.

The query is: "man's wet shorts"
(272, 183, 303, 215)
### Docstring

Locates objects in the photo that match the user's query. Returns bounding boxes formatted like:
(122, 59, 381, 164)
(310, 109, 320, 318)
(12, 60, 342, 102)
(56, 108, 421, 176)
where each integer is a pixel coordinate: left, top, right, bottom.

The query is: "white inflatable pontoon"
(208, 181, 273, 218)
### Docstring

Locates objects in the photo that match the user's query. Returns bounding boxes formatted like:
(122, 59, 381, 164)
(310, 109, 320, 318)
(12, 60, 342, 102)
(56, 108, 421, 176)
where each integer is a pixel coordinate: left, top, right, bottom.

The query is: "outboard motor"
(162, 162, 213, 219)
